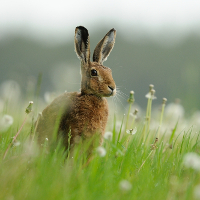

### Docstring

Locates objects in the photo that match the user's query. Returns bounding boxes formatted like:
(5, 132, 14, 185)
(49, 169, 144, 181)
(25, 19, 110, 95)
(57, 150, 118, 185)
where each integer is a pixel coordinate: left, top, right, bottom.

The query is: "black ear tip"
(76, 26, 89, 33)
(107, 28, 116, 36)
(110, 28, 116, 32)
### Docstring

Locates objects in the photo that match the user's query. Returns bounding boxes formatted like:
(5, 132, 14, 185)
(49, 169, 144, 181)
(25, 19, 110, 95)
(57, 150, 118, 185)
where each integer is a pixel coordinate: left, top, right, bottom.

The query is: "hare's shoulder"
(42, 92, 79, 118)
(36, 92, 79, 142)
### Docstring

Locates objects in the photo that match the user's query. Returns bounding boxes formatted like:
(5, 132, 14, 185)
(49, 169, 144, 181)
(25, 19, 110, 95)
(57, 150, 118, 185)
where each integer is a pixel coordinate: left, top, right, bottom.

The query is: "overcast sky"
(1, 0, 200, 42)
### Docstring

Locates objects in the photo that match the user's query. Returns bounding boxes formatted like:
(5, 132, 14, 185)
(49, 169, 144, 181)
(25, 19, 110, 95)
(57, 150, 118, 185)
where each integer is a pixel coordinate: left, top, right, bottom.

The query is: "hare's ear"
(93, 28, 116, 65)
(74, 26, 90, 65)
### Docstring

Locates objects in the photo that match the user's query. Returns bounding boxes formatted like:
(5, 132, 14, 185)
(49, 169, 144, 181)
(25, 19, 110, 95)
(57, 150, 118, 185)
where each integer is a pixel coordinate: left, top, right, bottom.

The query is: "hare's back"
(36, 92, 78, 145)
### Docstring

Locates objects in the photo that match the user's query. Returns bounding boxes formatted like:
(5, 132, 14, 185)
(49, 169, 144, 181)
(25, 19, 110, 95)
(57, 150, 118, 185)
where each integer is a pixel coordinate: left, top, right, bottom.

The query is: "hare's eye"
(91, 69, 98, 77)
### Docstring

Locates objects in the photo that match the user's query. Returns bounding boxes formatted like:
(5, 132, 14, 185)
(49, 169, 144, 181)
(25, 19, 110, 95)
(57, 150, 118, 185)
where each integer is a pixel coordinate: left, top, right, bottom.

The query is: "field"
(0, 84, 200, 200)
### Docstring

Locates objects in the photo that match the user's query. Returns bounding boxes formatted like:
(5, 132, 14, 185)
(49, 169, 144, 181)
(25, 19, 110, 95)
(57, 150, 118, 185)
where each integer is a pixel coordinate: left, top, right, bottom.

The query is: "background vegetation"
(0, 27, 200, 112)
(0, 90, 200, 200)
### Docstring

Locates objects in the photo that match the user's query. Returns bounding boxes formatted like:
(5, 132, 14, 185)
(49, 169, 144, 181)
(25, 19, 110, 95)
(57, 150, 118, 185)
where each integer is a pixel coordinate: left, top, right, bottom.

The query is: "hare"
(36, 26, 116, 149)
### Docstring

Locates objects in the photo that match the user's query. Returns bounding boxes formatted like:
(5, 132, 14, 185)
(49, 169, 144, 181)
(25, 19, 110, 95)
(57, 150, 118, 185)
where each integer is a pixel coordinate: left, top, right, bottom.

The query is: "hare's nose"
(108, 86, 114, 91)
(108, 85, 116, 96)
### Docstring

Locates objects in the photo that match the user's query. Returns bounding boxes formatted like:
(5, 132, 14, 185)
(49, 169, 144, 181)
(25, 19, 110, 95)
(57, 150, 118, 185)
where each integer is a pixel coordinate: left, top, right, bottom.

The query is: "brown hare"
(36, 26, 116, 149)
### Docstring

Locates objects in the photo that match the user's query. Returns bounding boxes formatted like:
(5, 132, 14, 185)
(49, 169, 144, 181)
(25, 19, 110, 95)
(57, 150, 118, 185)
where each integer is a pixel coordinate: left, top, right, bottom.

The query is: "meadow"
(0, 83, 200, 200)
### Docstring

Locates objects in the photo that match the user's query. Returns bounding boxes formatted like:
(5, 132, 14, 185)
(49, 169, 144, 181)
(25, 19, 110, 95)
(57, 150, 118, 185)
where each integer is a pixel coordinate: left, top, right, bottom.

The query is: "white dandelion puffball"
(0, 115, 14, 132)
(104, 131, 113, 140)
(165, 101, 184, 119)
(96, 146, 106, 157)
(119, 180, 132, 191)
(0, 80, 21, 102)
(44, 92, 56, 104)
(145, 92, 157, 100)
(183, 152, 200, 171)
(126, 127, 137, 135)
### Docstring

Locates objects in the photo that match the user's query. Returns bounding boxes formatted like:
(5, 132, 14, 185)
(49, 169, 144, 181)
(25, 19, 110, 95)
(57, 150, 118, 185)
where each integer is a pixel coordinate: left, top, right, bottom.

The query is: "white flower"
(104, 131, 113, 140)
(193, 184, 200, 199)
(96, 146, 106, 157)
(183, 152, 200, 171)
(119, 180, 132, 191)
(0, 115, 14, 132)
(126, 127, 137, 135)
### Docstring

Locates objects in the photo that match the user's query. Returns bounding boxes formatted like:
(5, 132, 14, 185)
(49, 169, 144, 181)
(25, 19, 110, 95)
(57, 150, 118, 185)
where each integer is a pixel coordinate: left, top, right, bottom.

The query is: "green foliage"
(0, 93, 200, 200)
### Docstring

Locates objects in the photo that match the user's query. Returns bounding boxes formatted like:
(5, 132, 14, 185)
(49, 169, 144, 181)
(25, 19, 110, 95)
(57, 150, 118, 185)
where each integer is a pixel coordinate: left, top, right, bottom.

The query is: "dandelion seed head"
(145, 90, 157, 100)
(44, 92, 56, 104)
(0, 114, 14, 132)
(96, 146, 106, 157)
(119, 180, 132, 191)
(126, 127, 137, 135)
(183, 152, 200, 171)
(165, 99, 184, 119)
(104, 131, 113, 140)
(23, 140, 39, 157)
(13, 141, 21, 147)
(0, 80, 21, 102)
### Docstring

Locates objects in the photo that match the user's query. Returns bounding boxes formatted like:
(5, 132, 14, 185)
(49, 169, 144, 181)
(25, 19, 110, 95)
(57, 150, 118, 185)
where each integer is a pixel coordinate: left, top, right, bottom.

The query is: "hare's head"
(74, 26, 116, 97)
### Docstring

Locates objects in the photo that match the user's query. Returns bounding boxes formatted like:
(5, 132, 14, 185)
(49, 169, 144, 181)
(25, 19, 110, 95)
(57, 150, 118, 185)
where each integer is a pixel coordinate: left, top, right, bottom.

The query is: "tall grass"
(0, 85, 200, 200)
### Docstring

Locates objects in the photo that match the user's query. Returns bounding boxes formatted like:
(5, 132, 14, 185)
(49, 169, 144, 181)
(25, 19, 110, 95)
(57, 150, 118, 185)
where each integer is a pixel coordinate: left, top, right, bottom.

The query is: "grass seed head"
(150, 137, 158, 150)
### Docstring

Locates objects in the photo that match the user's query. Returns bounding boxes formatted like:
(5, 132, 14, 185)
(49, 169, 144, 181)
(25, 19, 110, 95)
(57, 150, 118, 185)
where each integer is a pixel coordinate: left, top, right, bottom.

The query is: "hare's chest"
(71, 96, 109, 135)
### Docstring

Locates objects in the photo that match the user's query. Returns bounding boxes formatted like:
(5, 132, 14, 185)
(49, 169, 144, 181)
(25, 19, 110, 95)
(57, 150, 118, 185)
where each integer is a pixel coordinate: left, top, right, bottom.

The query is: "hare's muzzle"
(108, 86, 116, 96)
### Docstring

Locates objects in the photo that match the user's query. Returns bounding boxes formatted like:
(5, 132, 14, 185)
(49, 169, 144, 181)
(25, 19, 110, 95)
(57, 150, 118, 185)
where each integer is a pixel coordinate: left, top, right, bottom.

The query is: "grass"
(0, 86, 200, 200)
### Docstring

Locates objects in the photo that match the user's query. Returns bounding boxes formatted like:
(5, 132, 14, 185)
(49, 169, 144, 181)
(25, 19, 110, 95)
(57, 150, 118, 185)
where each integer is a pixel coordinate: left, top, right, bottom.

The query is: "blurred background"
(0, 0, 200, 114)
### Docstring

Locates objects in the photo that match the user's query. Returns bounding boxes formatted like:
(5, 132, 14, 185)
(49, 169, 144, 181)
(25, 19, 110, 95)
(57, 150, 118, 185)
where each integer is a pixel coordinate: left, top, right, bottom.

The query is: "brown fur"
(36, 26, 116, 149)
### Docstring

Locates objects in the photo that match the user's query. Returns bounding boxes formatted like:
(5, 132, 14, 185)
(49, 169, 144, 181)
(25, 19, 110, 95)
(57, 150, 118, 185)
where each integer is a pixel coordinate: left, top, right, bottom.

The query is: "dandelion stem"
(131, 109, 138, 129)
(147, 98, 152, 133)
(138, 150, 153, 173)
(125, 136, 131, 150)
(3, 114, 28, 160)
(125, 91, 134, 132)
(3, 101, 33, 160)
(157, 98, 167, 139)
(125, 103, 132, 131)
